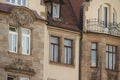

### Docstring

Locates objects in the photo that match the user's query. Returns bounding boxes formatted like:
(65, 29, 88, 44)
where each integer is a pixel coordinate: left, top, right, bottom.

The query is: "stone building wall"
(0, 7, 46, 80)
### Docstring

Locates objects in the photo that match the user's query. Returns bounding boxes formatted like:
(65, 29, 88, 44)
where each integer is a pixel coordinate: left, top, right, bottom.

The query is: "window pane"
(113, 46, 116, 52)
(91, 51, 97, 66)
(106, 52, 108, 68)
(11, 0, 15, 3)
(17, 0, 21, 5)
(92, 43, 97, 49)
(6, 0, 10, 2)
(50, 44, 54, 61)
(19, 77, 29, 80)
(54, 45, 58, 62)
(106, 45, 109, 51)
(51, 37, 58, 44)
(109, 53, 112, 69)
(113, 54, 116, 69)
(22, 28, 30, 55)
(22, 0, 26, 6)
(64, 47, 67, 64)
(109, 46, 112, 52)
(64, 39, 72, 46)
(68, 48, 71, 64)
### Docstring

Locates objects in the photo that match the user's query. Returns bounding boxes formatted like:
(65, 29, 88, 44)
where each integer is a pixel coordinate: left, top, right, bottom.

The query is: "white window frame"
(52, 3, 60, 18)
(21, 28, 31, 55)
(9, 27, 18, 53)
(6, 0, 27, 6)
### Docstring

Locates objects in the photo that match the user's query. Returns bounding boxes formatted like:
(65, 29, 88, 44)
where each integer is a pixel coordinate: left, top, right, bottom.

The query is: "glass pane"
(92, 43, 97, 49)
(91, 51, 96, 66)
(22, 28, 30, 35)
(17, 0, 21, 5)
(51, 37, 58, 44)
(22, 0, 26, 6)
(13, 34, 17, 52)
(113, 54, 116, 69)
(50, 44, 54, 61)
(64, 47, 67, 64)
(53, 5, 57, 16)
(9, 27, 17, 32)
(68, 48, 71, 64)
(19, 77, 29, 80)
(22, 36, 26, 54)
(11, 0, 15, 3)
(6, 0, 10, 2)
(106, 45, 109, 51)
(109, 46, 112, 52)
(9, 34, 12, 51)
(113, 46, 116, 53)
(106, 52, 108, 68)
(109, 53, 112, 69)
(64, 39, 72, 46)
(54, 45, 58, 62)
(26, 37, 30, 54)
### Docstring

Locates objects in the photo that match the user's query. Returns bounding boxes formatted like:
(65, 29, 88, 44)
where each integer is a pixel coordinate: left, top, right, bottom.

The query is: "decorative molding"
(10, 8, 34, 26)
(5, 58, 35, 75)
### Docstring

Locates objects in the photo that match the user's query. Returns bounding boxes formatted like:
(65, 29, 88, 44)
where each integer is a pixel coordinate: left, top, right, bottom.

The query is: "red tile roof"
(45, 0, 85, 31)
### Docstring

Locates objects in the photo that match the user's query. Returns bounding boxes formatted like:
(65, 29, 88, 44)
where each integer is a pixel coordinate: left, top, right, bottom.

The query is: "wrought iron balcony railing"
(86, 19, 120, 37)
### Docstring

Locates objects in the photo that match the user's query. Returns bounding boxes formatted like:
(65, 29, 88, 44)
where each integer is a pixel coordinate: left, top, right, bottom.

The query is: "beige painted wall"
(0, 0, 46, 19)
(85, 0, 120, 21)
(44, 26, 80, 80)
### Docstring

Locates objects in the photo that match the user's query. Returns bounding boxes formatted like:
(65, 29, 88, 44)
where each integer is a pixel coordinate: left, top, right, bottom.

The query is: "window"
(64, 39, 73, 64)
(7, 76, 16, 80)
(91, 43, 97, 67)
(106, 45, 117, 70)
(9, 27, 18, 53)
(22, 28, 31, 55)
(9, 27, 31, 55)
(7, 76, 29, 80)
(50, 36, 59, 62)
(52, 3, 60, 18)
(104, 7, 108, 27)
(6, 0, 27, 6)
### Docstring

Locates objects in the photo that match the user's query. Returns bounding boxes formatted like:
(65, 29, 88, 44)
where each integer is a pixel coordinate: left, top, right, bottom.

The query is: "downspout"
(79, 1, 88, 80)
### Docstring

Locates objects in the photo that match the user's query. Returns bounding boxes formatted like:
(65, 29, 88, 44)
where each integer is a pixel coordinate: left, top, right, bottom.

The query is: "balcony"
(86, 19, 120, 37)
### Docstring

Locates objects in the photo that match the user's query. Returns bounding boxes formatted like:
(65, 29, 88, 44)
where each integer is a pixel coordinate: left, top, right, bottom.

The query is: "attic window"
(52, 3, 60, 18)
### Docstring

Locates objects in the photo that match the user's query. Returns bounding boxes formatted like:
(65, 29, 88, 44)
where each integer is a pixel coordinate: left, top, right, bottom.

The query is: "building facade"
(0, 0, 120, 80)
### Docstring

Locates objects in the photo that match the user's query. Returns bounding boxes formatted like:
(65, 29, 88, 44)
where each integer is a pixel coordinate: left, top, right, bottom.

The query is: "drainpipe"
(79, 1, 88, 80)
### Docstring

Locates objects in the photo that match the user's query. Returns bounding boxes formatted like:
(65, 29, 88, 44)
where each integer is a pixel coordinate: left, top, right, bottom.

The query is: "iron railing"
(86, 19, 120, 37)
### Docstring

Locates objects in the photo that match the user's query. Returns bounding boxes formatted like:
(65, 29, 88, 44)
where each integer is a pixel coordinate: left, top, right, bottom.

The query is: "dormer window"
(52, 3, 60, 18)
(6, 0, 27, 6)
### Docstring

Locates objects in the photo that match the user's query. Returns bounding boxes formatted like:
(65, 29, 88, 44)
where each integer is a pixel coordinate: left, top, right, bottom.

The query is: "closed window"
(91, 43, 97, 67)
(52, 3, 60, 18)
(6, 0, 27, 6)
(9, 27, 18, 53)
(7, 76, 29, 80)
(22, 28, 31, 55)
(106, 45, 117, 70)
(64, 39, 73, 64)
(50, 36, 59, 62)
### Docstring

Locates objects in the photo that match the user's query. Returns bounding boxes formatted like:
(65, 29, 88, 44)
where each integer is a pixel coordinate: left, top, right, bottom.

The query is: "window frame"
(6, 0, 27, 6)
(52, 3, 60, 18)
(63, 38, 73, 65)
(21, 28, 31, 55)
(9, 27, 18, 53)
(50, 36, 60, 62)
(106, 44, 117, 70)
(91, 42, 98, 67)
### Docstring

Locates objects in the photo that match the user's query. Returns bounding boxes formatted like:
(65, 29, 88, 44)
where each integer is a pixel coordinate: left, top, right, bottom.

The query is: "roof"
(0, 2, 45, 21)
(45, 0, 85, 32)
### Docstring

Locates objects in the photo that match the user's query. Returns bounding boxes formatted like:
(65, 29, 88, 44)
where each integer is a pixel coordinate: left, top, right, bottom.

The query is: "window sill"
(49, 61, 75, 68)
(8, 51, 31, 56)
(90, 66, 98, 68)
(105, 68, 119, 72)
